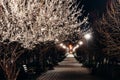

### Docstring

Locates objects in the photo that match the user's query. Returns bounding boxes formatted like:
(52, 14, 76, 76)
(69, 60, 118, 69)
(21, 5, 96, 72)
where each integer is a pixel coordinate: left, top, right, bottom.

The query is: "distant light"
(59, 43, 63, 46)
(73, 48, 76, 52)
(79, 41, 83, 45)
(84, 33, 92, 40)
(62, 45, 67, 49)
(59, 43, 67, 49)
(69, 44, 73, 50)
(73, 44, 79, 52)
(76, 45, 79, 48)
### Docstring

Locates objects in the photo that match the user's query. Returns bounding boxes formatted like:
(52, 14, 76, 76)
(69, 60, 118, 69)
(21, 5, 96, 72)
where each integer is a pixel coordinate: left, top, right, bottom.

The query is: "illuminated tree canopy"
(0, 0, 88, 48)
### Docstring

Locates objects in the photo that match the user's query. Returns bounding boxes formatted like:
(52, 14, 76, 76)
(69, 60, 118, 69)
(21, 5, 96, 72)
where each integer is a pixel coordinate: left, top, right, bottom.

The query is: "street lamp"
(59, 43, 67, 49)
(62, 45, 67, 49)
(59, 43, 64, 47)
(84, 33, 92, 40)
(84, 33, 92, 65)
(78, 41, 83, 45)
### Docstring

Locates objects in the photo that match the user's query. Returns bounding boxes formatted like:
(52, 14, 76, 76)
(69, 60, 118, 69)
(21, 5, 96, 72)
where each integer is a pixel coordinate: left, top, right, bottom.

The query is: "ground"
(37, 57, 107, 80)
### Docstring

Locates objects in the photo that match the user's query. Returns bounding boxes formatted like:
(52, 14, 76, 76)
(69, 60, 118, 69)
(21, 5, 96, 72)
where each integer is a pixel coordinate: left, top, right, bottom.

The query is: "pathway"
(37, 57, 106, 80)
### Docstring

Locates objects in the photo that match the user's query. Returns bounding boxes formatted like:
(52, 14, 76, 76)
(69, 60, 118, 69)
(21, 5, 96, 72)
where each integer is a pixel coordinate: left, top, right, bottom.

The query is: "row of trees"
(92, 0, 120, 64)
(0, 0, 89, 80)
(74, 0, 120, 79)
(0, 40, 66, 80)
(0, 0, 88, 49)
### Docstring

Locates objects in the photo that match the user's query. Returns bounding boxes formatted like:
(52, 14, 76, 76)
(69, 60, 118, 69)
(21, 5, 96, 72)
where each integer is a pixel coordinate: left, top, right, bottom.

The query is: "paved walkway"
(37, 57, 106, 80)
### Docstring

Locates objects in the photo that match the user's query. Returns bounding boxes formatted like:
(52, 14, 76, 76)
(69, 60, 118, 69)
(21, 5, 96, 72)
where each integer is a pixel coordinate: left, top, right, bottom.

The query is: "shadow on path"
(37, 57, 106, 80)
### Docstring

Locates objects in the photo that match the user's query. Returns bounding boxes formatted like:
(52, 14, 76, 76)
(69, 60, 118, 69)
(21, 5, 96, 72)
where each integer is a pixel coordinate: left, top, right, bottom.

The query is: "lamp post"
(84, 33, 92, 64)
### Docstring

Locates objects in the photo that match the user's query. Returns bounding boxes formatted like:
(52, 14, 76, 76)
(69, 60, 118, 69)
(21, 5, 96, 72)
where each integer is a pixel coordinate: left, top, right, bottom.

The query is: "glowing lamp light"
(59, 43, 63, 46)
(79, 41, 83, 45)
(76, 45, 80, 48)
(73, 48, 76, 52)
(73, 44, 79, 52)
(59, 43, 67, 49)
(69, 44, 73, 50)
(84, 33, 92, 40)
(62, 45, 67, 49)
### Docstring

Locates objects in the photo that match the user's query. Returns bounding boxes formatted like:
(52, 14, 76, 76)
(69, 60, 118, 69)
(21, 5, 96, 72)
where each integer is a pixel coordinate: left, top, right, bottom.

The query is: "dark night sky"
(82, 0, 107, 12)
(77, 0, 107, 22)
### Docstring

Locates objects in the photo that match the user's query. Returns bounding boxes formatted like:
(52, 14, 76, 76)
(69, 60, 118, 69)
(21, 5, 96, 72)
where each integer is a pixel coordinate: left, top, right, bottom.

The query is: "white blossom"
(0, 0, 89, 48)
